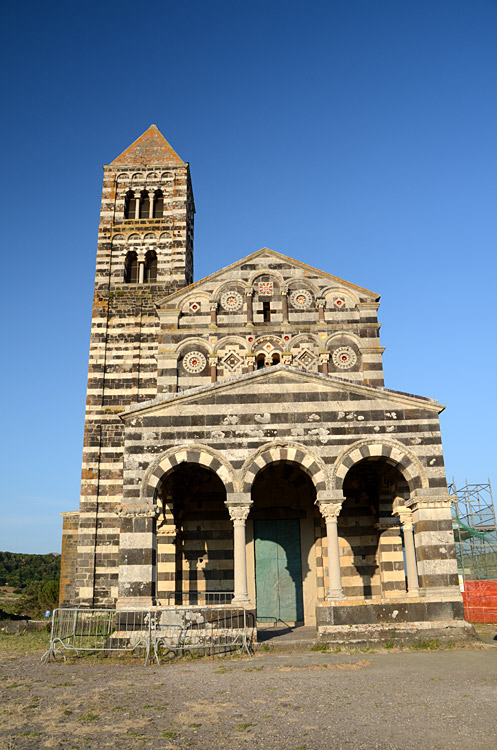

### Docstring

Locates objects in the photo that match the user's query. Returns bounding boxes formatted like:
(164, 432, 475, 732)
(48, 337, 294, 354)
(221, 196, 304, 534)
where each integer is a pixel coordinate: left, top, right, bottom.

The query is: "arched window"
(144, 250, 158, 283)
(139, 190, 150, 219)
(124, 251, 138, 283)
(271, 353, 280, 366)
(153, 189, 164, 218)
(124, 190, 135, 219)
(256, 353, 266, 370)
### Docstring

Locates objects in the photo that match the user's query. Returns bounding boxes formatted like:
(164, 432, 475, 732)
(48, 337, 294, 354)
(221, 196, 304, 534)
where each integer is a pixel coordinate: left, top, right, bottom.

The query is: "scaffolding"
(449, 479, 497, 581)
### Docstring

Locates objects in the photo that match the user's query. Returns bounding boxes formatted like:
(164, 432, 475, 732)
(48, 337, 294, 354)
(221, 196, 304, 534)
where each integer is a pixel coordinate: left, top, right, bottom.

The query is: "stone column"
(245, 290, 253, 326)
(135, 195, 141, 219)
(138, 261, 145, 284)
(317, 297, 326, 322)
(318, 500, 344, 600)
(319, 352, 329, 375)
(281, 288, 289, 323)
(226, 500, 252, 604)
(400, 511, 420, 596)
(246, 354, 255, 373)
(209, 355, 217, 383)
(149, 192, 155, 218)
(209, 301, 217, 326)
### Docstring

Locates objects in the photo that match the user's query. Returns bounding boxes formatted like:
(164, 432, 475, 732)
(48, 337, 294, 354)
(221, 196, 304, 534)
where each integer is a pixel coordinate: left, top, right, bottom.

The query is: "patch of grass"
(384, 640, 394, 649)
(189, 723, 202, 728)
(161, 731, 178, 739)
(235, 723, 253, 731)
(409, 638, 440, 651)
(63, 709, 73, 716)
(78, 711, 100, 722)
(311, 642, 328, 652)
(26, 703, 39, 709)
(0, 631, 50, 656)
(262, 643, 272, 652)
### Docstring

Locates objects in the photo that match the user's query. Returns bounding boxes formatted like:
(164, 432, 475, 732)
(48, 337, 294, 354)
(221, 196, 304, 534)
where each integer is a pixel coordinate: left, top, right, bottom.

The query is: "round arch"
(143, 444, 235, 502)
(331, 438, 428, 493)
(240, 441, 329, 498)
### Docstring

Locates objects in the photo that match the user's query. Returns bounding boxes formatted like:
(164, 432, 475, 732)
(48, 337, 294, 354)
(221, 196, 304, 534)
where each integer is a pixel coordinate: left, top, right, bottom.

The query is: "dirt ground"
(1, 631, 496, 750)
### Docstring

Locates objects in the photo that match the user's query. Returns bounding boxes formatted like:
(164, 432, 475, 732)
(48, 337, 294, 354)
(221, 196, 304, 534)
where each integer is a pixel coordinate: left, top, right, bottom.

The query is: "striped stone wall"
(72, 131, 194, 606)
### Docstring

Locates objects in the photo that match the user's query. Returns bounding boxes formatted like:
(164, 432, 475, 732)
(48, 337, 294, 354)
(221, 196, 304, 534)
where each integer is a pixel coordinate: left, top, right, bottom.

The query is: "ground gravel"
(1, 646, 496, 749)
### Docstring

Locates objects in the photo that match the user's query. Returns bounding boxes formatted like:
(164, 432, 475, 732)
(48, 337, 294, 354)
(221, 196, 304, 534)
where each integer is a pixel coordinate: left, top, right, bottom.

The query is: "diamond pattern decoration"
(222, 350, 243, 372)
(295, 349, 317, 370)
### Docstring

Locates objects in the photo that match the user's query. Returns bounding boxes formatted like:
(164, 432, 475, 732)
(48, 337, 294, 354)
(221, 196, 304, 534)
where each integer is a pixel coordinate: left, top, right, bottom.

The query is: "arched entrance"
(340, 458, 410, 599)
(155, 463, 232, 604)
(248, 462, 317, 625)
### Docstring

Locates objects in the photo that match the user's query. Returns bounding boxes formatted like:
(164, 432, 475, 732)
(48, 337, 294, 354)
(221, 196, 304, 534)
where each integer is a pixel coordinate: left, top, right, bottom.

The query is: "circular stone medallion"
(289, 289, 313, 309)
(332, 346, 357, 369)
(221, 290, 243, 312)
(183, 351, 207, 374)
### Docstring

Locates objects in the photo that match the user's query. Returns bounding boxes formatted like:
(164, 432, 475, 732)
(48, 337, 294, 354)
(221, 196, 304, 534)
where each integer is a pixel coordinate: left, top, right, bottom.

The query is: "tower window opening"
(262, 300, 271, 322)
(256, 353, 266, 370)
(139, 190, 150, 219)
(271, 353, 280, 366)
(144, 250, 158, 283)
(153, 189, 164, 218)
(124, 190, 135, 219)
(124, 251, 138, 283)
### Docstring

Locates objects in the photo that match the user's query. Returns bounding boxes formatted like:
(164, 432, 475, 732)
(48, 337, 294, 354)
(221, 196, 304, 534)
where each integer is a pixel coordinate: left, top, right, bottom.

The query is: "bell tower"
(61, 126, 194, 607)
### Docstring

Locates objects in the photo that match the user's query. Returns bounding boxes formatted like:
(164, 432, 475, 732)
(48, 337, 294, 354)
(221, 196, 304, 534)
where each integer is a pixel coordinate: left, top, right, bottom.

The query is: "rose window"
(332, 346, 357, 369)
(289, 289, 313, 310)
(183, 351, 207, 374)
(220, 290, 243, 311)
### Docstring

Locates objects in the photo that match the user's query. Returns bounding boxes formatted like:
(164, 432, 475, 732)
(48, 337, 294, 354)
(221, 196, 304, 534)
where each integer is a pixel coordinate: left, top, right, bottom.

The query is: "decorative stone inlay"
(332, 346, 357, 369)
(182, 351, 207, 373)
(258, 281, 273, 296)
(334, 297, 346, 309)
(189, 300, 201, 313)
(116, 504, 160, 518)
(295, 349, 317, 370)
(220, 290, 243, 311)
(222, 350, 243, 372)
(289, 289, 313, 309)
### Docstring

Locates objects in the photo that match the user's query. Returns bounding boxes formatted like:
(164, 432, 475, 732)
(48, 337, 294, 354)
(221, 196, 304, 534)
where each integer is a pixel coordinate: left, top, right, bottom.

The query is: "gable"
(122, 365, 443, 420)
(156, 248, 380, 309)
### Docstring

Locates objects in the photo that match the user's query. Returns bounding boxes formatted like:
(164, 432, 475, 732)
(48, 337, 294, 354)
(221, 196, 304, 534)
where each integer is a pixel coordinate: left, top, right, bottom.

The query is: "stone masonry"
(61, 125, 465, 639)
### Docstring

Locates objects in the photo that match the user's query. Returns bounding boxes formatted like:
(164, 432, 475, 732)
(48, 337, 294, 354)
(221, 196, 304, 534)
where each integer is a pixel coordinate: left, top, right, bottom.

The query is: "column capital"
(227, 505, 251, 523)
(316, 297, 326, 307)
(318, 501, 343, 521)
(209, 301, 218, 311)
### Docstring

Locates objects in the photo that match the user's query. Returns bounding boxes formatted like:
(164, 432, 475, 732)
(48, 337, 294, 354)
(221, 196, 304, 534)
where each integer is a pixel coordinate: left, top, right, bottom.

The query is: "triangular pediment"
(110, 125, 185, 167)
(121, 365, 443, 420)
(157, 248, 380, 308)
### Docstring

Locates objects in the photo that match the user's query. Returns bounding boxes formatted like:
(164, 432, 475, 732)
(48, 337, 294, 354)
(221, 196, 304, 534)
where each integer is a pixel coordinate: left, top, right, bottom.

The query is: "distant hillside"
(0, 551, 60, 589)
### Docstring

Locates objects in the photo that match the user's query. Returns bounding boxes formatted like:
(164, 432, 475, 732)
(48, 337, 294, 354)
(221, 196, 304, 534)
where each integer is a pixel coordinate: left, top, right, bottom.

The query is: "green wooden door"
(254, 519, 304, 623)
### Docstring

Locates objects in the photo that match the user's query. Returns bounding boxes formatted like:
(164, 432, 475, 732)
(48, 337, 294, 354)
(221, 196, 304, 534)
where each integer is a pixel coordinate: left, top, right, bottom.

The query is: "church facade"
(60, 125, 465, 638)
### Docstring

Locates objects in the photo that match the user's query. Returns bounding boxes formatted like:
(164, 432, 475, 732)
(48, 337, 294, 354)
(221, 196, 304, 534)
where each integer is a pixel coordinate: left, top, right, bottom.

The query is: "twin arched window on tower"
(124, 190, 164, 220)
(124, 250, 157, 283)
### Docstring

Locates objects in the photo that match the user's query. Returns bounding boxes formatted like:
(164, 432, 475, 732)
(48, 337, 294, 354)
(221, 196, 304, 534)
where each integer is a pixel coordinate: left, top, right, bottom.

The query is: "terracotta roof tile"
(111, 125, 184, 166)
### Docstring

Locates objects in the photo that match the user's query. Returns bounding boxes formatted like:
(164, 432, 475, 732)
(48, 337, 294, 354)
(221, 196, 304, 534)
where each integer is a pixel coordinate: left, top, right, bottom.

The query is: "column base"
(231, 595, 251, 605)
(326, 590, 345, 602)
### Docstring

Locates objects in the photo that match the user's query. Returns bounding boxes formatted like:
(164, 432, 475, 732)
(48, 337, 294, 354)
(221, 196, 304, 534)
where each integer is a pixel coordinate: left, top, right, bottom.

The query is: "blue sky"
(1, 0, 496, 553)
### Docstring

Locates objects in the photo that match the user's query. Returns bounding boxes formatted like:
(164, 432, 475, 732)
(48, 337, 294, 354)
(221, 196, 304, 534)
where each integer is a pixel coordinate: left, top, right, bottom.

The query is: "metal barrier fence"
(42, 605, 252, 665)
(153, 605, 251, 663)
(41, 608, 152, 664)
